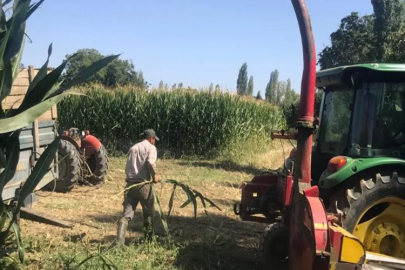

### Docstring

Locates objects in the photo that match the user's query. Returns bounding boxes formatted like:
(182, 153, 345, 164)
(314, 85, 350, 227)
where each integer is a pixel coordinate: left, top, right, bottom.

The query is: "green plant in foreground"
(0, 0, 118, 262)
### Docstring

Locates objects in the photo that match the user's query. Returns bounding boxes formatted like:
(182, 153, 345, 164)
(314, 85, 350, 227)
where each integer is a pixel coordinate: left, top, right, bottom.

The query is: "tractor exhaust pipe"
(291, 0, 316, 189)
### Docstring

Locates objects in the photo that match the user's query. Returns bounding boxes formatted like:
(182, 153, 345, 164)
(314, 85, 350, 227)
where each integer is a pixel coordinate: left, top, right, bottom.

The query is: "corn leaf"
(11, 26, 25, 81)
(0, 58, 13, 102)
(26, 43, 52, 94)
(167, 183, 177, 217)
(0, 213, 6, 231)
(162, 179, 220, 219)
(26, 0, 44, 21)
(17, 57, 68, 113)
(193, 190, 208, 216)
(152, 185, 169, 235)
(16, 136, 60, 212)
(49, 54, 120, 98)
(7, 211, 23, 262)
(0, 131, 20, 197)
(202, 197, 222, 211)
(0, 90, 83, 134)
(179, 199, 192, 209)
(0, 148, 6, 168)
(0, 0, 29, 70)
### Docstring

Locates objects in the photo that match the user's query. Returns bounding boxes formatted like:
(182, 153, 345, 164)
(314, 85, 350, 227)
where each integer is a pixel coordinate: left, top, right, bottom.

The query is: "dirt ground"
(18, 147, 285, 270)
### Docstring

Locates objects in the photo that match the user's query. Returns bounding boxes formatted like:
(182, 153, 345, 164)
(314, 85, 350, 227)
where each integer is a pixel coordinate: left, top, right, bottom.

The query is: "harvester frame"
(235, 1, 405, 269)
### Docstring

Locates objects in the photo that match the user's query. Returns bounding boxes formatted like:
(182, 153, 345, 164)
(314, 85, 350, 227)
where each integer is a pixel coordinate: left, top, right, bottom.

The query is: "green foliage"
(57, 86, 286, 158)
(247, 75, 254, 96)
(256, 90, 262, 100)
(18, 236, 179, 270)
(372, 0, 405, 62)
(236, 62, 248, 95)
(319, 0, 405, 69)
(64, 48, 146, 88)
(265, 69, 279, 103)
(0, 0, 117, 263)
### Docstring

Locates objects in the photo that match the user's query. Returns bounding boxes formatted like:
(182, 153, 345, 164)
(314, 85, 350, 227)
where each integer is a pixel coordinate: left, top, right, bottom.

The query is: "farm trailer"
(1, 66, 108, 227)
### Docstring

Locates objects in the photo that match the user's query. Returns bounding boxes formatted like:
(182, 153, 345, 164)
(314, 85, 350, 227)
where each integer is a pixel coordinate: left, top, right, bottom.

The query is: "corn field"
(57, 86, 286, 158)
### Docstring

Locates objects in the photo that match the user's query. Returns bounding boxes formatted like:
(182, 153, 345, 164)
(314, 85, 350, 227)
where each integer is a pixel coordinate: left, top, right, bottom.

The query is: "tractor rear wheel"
(328, 167, 405, 259)
(45, 139, 81, 193)
(84, 144, 108, 186)
(261, 222, 289, 270)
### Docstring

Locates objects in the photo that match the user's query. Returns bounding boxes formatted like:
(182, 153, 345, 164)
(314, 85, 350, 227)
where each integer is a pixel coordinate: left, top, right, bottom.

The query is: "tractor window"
(350, 83, 405, 157)
(318, 87, 353, 154)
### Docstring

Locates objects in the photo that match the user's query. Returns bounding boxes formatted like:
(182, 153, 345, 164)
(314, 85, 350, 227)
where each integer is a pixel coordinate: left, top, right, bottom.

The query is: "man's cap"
(141, 129, 159, 141)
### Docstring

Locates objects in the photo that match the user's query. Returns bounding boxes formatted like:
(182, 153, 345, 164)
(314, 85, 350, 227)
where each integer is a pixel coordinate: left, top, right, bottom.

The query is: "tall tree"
(215, 84, 221, 93)
(209, 83, 214, 92)
(178, 82, 184, 88)
(256, 91, 262, 100)
(372, 0, 405, 61)
(265, 71, 274, 102)
(284, 79, 299, 107)
(172, 83, 177, 90)
(159, 80, 164, 90)
(318, 0, 405, 69)
(270, 69, 279, 104)
(237, 62, 248, 95)
(247, 76, 254, 96)
(277, 81, 286, 105)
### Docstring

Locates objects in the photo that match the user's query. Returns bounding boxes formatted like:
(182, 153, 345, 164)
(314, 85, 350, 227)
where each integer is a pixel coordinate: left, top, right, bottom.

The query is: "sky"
(21, 0, 374, 96)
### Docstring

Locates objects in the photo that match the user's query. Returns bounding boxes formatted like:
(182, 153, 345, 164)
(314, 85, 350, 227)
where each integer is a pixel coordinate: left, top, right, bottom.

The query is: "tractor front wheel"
(328, 167, 405, 259)
(84, 144, 108, 186)
(261, 222, 289, 270)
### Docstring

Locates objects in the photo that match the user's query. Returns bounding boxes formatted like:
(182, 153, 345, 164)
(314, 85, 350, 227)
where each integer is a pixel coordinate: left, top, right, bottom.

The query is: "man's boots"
(116, 217, 129, 246)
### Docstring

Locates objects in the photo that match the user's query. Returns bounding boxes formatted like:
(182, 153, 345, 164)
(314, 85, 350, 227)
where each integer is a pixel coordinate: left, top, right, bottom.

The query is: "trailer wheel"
(45, 139, 81, 193)
(84, 144, 108, 186)
(328, 167, 405, 259)
(261, 222, 289, 270)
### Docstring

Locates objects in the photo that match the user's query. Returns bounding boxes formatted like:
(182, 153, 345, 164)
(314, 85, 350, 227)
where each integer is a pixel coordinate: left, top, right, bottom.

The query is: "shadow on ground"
(178, 160, 265, 176)
(88, 210, 267, 270)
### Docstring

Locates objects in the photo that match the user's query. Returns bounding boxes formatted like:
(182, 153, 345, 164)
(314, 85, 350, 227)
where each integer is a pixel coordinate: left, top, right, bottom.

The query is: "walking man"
(116, 129, 161, 245)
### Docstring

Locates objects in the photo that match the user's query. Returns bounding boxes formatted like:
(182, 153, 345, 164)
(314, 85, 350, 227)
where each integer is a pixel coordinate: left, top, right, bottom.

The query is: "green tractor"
(307, 63, 405, 258)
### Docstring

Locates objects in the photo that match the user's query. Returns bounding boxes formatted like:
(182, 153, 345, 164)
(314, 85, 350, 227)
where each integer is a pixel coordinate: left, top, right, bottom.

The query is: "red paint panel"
(303, 185, 320, 197)
(307, 196, 329, 252)
(81, 135, 102, 156)
(285, 175, 293, 206)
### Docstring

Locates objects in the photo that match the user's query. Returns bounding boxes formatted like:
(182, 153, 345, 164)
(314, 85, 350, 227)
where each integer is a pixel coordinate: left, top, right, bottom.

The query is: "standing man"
(117, 129, 161, 246)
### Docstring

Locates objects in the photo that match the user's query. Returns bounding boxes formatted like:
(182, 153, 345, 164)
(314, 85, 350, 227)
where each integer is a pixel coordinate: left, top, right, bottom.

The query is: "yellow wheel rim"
(353, 198, 405, 258)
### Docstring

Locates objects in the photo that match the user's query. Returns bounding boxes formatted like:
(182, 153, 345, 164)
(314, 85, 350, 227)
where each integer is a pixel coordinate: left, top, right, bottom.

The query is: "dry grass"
(4, 144, 287, 270)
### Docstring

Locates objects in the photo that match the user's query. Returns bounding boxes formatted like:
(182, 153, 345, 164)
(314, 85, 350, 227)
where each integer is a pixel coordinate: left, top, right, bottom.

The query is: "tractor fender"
(60, 136, 81, 152)
(318, 156, 405, 189)
(81, 135, 102, 157)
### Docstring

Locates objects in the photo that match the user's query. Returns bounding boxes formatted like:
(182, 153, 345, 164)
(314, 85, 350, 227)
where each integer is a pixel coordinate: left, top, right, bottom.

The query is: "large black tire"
(85, 144, 108, 185)
(327, 167, 405, 257)
(45, 139, 81, 193)
(261, 222, 289, 270)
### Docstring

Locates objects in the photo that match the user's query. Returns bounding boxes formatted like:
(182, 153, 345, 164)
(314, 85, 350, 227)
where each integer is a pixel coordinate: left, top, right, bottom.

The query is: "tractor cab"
(311, 64, 405, 184)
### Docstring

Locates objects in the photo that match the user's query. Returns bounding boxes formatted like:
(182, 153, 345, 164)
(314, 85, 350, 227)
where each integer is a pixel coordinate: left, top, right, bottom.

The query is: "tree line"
(236, 62, 300, 108)
(318, 0, 405, 69)
(236, 0, 405, 127)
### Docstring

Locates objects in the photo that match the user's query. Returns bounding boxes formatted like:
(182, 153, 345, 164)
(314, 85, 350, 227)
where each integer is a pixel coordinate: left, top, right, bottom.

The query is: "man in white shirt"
(117, 129, 161, 245)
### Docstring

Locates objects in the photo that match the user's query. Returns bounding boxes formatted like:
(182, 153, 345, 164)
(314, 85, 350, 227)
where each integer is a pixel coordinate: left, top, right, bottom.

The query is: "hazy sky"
(21, 0, 374, 96)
